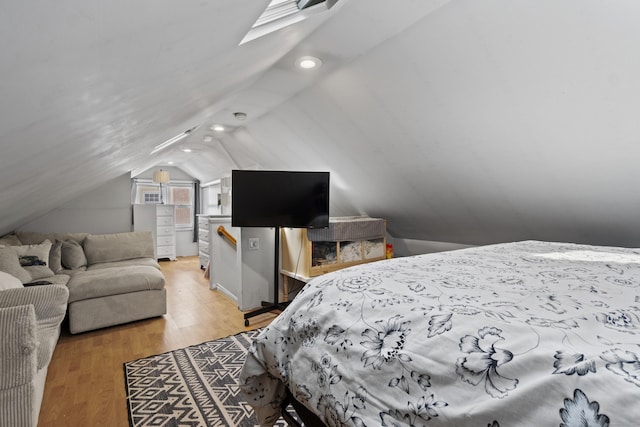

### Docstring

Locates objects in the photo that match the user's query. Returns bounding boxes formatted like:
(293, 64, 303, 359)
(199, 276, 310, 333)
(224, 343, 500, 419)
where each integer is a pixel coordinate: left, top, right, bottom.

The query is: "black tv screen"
(231, 170, 330, 228)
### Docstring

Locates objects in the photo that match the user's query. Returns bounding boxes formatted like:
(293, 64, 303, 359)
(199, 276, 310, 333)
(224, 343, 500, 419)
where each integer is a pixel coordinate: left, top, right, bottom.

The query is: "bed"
(239, 240, 640, 426)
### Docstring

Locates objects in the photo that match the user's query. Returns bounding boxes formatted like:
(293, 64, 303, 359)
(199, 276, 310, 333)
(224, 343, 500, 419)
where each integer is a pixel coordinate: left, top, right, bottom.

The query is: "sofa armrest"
(0, 305, 37, 390)
(0, 285, 69, 324)
(0, 285, 69, 369)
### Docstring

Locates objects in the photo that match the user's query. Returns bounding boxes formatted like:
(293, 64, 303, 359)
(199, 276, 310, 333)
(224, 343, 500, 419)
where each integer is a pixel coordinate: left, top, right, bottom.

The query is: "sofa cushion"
(0, 247, 31, 284)
(60, 267, 86, 276)
(49, 240, 63, 273)
(61, 239, 87, 270)
(12, 240, 55, 280)
(86, 257, 160, 271)
(0, 271, 23, 290)
(67, 266, 165, 303)
(22, 265, 55, 281)
(16, 231, 88, 246)
(25, 274, 70, 286)
(83, 231, 155, 265)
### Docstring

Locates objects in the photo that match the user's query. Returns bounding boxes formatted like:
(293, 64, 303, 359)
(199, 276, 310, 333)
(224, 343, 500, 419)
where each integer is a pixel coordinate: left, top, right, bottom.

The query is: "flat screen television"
(231, 170, 329, 228)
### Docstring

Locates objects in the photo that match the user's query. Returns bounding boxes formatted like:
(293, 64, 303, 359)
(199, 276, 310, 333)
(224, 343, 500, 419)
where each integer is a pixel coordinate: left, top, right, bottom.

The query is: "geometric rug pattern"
(124, 329, 294, 427)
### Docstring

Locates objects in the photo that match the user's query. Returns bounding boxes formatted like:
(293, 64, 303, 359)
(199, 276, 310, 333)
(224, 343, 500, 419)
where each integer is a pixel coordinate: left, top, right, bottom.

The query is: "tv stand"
(244, 226, 289, 326)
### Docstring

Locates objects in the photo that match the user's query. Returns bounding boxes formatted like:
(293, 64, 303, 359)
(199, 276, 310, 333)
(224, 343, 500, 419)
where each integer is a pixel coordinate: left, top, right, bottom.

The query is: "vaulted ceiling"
(2, 0, 640, 246)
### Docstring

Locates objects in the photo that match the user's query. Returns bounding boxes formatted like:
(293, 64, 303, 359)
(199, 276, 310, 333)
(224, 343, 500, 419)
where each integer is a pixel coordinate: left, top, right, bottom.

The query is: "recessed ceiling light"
(203, 135, 214, 143)
(182, 148, 192, 153)
(167, 161, 174, 165)
(233, 112, 247, 121)
(211, 124, 225, 132)
(296, 56, 322, 70)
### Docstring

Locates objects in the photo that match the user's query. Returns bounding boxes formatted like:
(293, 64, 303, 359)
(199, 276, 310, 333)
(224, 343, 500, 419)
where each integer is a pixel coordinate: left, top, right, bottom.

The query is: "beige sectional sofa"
(0, 230, 167, 427)
(10, 230, 167, 334)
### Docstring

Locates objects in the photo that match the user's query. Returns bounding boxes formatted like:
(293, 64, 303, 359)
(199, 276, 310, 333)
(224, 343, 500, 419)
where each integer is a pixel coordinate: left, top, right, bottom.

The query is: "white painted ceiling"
(2, 0, 640, 246)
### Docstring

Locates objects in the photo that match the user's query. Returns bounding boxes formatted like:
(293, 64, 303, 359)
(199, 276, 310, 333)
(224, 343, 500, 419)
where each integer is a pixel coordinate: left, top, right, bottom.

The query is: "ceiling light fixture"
(182, 148, 192, 153)
(295, 55, 322, 70)
(211, 124, 225, 132)
(150, 125, 199, 155)
(233, 112, 247, 121)
(203, 135, 214, 143)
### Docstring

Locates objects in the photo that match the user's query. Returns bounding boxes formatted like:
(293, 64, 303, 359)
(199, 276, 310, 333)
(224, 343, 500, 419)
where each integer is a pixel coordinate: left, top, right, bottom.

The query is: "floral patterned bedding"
(239, 241, 640, 426)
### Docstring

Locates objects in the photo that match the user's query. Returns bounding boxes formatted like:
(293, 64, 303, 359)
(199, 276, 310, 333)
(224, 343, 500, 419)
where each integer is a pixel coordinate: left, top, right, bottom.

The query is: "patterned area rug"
(124, 329, 294, 427)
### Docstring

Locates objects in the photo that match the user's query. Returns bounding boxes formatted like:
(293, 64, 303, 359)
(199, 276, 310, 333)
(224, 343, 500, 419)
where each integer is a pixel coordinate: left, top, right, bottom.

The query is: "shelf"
(281, 218, 386, 278)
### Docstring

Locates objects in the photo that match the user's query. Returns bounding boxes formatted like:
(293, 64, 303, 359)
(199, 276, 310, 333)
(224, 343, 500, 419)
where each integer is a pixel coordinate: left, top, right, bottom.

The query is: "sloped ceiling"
(1, 0, 640, 247)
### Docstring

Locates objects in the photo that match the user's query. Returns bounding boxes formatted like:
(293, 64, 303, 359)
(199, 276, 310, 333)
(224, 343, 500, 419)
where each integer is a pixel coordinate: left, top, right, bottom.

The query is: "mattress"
(240, 240, 640, 426)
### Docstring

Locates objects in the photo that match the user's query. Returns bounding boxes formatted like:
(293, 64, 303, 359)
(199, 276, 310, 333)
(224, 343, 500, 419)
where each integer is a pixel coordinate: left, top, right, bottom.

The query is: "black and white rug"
(124, 329, 294, 427)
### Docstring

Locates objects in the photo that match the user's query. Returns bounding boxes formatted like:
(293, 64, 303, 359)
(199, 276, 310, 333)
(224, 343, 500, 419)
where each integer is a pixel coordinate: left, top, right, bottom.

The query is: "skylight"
(240, 0, 340, 45)
(252, 0, 300, 29)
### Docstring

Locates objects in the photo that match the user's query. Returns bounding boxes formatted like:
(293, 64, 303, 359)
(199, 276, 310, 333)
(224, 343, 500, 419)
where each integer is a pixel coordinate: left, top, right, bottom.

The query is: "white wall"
(239, 226, 277, 311)
(390, 237, 474, 257)
(207, 216, 277, 312)
(19, 168, 200, 258)
(19, 173, 133, 234)
(215, 1, 640, 249)
(202, 181, 222, 216)
(134, 166, 194, 182)
(175, 230, 198, 257)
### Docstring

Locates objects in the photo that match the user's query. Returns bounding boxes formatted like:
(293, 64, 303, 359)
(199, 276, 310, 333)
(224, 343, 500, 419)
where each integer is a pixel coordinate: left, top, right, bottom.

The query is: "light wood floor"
(38, 256, 277, 427)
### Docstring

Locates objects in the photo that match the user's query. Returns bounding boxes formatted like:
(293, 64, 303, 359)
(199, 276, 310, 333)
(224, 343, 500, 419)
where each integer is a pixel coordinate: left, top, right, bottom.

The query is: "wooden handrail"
(217, 225, 237, 246)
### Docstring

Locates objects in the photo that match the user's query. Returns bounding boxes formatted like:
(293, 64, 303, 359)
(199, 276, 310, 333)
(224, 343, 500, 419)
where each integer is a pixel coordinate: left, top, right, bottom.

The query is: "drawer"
(156, 206, 174, 216)
(157, 236, 174, 246)
(199, 232, 209, 243)
(157, 245, 175, 257)
(157, 226, 174, 236)
(199, 241, 209, 252)
(157, 216, 174, 226)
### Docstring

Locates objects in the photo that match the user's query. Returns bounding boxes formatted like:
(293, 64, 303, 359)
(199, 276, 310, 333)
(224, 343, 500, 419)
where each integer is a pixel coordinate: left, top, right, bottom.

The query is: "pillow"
(49, 240, 63, 273)
(0, 270, 23, 290)
(12, 240, 55, 280)
(0, 247, 31, 284)
(61, 239, 87, 270)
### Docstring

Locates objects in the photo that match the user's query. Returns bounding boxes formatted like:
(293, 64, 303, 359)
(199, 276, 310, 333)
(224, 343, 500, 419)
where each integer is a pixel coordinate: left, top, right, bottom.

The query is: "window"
(132, 180, 195, 230)
(168, 185, 194, 229)
(134, 184, 163, 204)
(142, 192, 161, 204)
(240, 0, 340, 44)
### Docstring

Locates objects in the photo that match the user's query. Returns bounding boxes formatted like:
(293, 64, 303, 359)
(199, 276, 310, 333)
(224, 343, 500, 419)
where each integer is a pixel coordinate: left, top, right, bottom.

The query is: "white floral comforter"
(240, 241, 640, 426)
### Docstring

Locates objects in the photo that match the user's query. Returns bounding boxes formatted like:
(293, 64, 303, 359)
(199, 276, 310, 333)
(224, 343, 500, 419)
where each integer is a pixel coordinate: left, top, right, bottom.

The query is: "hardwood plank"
(38, 256, 276, 427)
